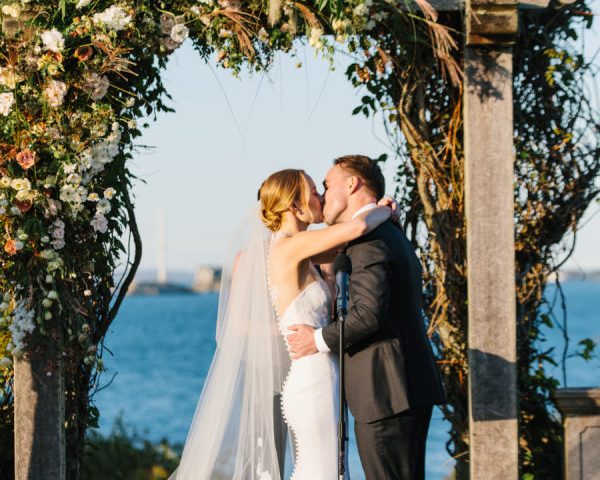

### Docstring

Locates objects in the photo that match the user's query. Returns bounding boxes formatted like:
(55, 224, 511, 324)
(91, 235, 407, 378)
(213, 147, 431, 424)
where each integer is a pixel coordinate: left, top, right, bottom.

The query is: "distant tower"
(157, 208, 167, 284)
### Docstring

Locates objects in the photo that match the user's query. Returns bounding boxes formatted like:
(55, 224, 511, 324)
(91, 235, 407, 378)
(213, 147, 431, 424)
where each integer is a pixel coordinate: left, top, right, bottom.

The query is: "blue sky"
(126, 17, 600, 276)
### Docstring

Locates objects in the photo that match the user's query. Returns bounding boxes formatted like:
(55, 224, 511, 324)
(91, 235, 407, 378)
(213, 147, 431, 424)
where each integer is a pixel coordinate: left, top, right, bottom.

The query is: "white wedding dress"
(268, 233, 349, 480)
(167, 206, 349, 480)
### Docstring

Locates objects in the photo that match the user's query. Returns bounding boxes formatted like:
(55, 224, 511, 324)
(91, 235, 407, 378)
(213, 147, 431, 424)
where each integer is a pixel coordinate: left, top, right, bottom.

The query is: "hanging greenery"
(345, 1, 598, 478)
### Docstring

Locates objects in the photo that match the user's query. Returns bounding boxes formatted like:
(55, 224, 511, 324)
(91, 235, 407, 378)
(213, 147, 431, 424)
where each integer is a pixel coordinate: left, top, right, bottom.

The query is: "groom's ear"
(348, 175, 361, 194)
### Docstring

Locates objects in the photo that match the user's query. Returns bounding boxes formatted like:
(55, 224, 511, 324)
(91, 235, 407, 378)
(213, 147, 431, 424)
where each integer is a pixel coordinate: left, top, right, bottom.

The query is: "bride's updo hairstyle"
(259, 169, 309, 232)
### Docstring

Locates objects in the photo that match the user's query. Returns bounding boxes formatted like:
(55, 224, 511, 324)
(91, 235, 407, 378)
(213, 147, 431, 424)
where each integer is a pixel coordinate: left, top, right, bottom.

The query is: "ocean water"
(94, 281, 599, 479)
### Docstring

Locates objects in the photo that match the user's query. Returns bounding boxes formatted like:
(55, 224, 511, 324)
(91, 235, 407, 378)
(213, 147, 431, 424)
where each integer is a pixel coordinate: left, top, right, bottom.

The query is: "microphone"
(333, 254, 352, 317)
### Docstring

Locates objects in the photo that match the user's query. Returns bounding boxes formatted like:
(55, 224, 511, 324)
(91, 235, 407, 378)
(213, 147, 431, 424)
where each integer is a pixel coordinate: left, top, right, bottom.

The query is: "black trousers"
(355, 406, 433, 480)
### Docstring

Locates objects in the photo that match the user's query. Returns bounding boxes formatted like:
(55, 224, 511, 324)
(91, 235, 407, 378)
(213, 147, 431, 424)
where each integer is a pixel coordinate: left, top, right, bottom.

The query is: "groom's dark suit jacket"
(322, 220, 445, 423)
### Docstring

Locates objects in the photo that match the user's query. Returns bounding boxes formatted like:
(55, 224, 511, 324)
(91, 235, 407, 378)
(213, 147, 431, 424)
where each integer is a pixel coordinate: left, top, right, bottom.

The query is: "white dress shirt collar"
(351, 202, 378, 219)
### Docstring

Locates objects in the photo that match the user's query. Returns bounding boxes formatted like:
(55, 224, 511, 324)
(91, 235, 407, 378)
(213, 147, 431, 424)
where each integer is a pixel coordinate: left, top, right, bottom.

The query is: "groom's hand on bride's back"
(287, 325, 317, 360)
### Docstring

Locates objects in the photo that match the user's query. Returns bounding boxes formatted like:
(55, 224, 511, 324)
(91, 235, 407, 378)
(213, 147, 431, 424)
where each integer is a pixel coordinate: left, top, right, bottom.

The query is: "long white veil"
(168, 203, 291, 480)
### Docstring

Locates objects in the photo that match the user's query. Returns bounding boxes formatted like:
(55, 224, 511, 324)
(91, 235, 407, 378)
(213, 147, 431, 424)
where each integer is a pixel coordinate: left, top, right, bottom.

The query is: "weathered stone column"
(14, 337, 65, 480)
(464, 1, 519, 478)
(555, 388, 600, 480)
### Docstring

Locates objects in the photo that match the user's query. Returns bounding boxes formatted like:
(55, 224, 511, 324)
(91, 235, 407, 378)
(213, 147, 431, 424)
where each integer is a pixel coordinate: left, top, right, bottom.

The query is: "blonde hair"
(259, 169, 310, 232)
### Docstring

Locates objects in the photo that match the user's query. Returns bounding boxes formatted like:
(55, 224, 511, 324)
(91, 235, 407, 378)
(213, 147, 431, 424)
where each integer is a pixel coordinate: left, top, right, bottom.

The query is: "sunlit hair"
(258, 169, 310, 232)
(334, 154, 385, 199)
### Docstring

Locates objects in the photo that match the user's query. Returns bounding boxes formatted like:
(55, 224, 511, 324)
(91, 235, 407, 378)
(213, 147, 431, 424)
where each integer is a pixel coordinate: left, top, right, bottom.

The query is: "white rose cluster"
(83, 72, 110, 101)
(44, 80, 68, 108)
(160, 14, 189, 51)
(92, 5, 132, 31)
(6, 300, 36, 356)
(49, 219, 65, 250)
(78, 121, 122, 181)
(40, 28, 65, 53)
(0, 92, 15, 116)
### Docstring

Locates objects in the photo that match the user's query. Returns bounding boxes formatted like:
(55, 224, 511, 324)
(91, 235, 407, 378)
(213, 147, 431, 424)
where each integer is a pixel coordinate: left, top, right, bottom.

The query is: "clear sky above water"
(125, 15, 600, 276)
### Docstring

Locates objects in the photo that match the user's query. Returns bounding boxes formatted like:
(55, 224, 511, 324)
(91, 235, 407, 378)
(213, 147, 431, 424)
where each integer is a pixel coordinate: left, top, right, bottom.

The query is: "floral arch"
(0, 0, 457, 476)
(0, 1, 597, 479)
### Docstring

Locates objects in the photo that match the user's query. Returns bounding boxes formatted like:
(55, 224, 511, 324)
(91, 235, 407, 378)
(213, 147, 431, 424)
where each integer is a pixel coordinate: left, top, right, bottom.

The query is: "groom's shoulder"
(347, 223, 392, 254)
(347, 221, 405, 256)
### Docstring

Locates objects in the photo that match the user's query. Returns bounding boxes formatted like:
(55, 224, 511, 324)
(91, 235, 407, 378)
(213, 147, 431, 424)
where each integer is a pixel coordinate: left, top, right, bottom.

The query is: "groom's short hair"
(334, 155, 385, 199)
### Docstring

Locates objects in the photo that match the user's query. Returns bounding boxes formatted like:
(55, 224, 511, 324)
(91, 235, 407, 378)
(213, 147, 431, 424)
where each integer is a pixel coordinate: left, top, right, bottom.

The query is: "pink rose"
(16, 149, 37, 170)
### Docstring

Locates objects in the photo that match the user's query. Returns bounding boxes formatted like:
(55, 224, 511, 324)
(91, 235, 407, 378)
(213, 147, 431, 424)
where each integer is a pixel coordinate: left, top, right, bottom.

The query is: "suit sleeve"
(321, 239, 390, 352)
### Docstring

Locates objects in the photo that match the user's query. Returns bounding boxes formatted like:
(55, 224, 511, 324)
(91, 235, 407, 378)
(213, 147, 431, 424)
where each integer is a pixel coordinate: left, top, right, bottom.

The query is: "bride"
(168, 169, 393, 480)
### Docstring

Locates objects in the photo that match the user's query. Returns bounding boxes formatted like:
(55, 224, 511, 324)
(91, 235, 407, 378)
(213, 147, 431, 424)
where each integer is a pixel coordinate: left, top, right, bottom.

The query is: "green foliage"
(82, 416, 182, 480)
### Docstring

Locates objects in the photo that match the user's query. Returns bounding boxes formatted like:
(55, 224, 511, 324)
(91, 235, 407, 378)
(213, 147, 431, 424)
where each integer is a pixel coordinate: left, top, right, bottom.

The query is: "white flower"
(40, 249, 55, 260)
(44, 80, 68, 108)
(0, 357, 12, 367)
(1, 4, 21, 18)
(76, 0, 92, 8)
(40, 28, 65, 53)
(51, 239, 65, 250)
(10, 178, 31, 191)
(0, 177, 11, 188)
(91, 212, 108, 233)
(47, 290, 59, 300)
(160, 13, 176, 35)
(92, 5, 132, 31)
(83, 72, 110, 101)
(257, 27, 268, 42)
(0, 302, 8, 312)
(67, 173, 82, 184)
(15, 189, 37, 202)
(13, 240, 23, 250)
(0, 92, 15, 116)
(41, 236, 50, 243)
(42, 298, 52, 308)
(7, 300, 36, 354)
(103, 187, 116, 199)
(97, 198, 111, 214)
(46, 198, 61, 216)
(353, 3, 369, 17)
(63, 164, 77, 174)
(52, 228, 64, 240)
(308, 28, 324, 50)
(127, 118, 136, 129)
(124, 97, 135, 108)
(53, 219, 65, 230)
(162, 37, 181, 51)
(60, 185, 77, 202)
(45, 274, 53, 283)
(10, 206, 21, 215)
(87, 192, 100, 202)
(84, 289, 92, 297)
(170, 24, 189, 43)
(44, 311, 52, 320)
(0, 66, 21, 89)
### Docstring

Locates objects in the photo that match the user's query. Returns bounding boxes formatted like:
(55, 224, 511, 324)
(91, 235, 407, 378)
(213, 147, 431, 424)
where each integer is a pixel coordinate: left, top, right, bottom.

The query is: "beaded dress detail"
(266, 231, 349, 480)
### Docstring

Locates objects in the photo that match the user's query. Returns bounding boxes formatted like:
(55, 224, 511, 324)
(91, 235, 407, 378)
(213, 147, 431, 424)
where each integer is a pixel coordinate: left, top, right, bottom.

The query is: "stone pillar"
(464, 1, 519, 478)
(555, 388, 600, 480)
(14, 345, 65, 480)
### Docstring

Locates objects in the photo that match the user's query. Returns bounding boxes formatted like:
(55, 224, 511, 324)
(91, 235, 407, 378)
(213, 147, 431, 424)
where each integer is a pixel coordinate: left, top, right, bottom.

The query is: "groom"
(287, 155, 445, 479)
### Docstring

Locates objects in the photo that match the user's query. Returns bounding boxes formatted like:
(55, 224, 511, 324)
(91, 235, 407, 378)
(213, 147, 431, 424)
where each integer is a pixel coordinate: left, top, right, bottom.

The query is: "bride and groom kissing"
(168, 155, 445, 480)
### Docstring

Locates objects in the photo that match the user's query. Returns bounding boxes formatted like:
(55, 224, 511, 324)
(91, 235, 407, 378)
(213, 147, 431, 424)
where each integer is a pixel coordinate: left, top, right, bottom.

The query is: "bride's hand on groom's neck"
(378, 196, 400, 224)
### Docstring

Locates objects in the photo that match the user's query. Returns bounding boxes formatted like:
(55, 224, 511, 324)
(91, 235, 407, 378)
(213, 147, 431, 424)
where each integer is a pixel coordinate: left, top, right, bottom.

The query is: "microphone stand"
(334, 253, 351, 479)
(337, 301, 348, 480)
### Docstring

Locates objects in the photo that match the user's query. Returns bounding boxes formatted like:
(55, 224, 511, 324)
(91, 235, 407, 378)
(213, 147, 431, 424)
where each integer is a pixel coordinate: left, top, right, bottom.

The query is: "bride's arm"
(280, 206, 391, 264)
(309, 197, 399, 265)
(310, 246, 342, 265)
